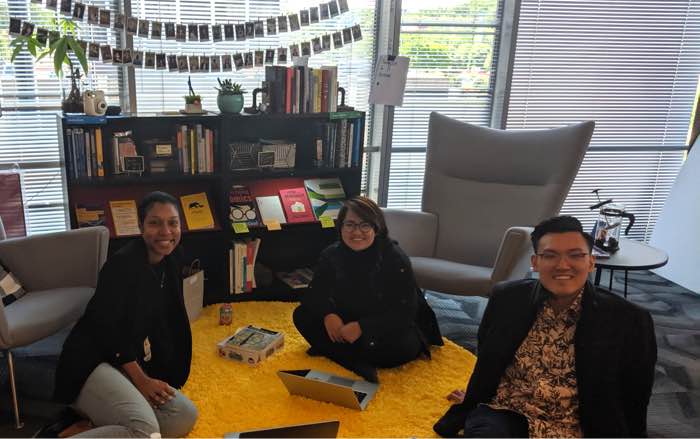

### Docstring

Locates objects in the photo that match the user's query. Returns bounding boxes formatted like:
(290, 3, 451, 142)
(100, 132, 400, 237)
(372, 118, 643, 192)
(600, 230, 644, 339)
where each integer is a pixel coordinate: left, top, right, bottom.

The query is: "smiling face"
(340, 209, 376, 252)
(531, 231, 596, 298)
(141, 202, 181, 264)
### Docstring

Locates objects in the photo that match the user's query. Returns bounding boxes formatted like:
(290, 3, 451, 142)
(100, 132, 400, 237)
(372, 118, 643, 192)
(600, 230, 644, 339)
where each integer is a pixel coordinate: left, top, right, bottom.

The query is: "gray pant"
(72, 363, 198, 438)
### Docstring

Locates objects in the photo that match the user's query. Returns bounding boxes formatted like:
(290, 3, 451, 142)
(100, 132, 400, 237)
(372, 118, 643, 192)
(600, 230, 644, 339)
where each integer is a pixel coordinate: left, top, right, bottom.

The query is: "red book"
(285, 68, 293, 114)
(279, 187, 315, 223)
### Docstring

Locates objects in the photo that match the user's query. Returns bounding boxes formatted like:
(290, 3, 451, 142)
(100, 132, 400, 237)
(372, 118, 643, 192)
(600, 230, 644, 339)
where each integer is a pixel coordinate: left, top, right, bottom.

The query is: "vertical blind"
(386, 0, 502, 209)
(129, 0, 378, 114)
(506, 0, 700, 241)
(0, 0, 122, 234)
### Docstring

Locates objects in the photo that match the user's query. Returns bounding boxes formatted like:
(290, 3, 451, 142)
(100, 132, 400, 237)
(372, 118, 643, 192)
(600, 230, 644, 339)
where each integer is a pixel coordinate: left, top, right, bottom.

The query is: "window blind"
(386, 0, 502, 210)
(0, 0, 122, 234)
(506, 0, 700, 242)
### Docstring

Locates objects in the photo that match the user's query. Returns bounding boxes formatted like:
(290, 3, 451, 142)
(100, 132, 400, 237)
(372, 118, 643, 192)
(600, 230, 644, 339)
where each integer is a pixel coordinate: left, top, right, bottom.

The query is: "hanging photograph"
(123, 48, 133, 65)
(351, 24, 362, 41)
(254, 20, 264, 37)
(188, 55, 199, 72)
(138, 19, 149, 38)
(289, 43, 300, 58)
(277, 15, 288, 32)
(176, 24, 186, 41)
(165, 22, 175, 39)
(87, 5, 99, 24)
(199, 24, 209, 41)
(20, 21, 35, 37)
(224, 24, 234, 40)
(288, 14, 300, 32)
(114, 13, 125, 29)
(126, 17, 138, 34)
(46, 0, 57, 11)
(151, 21, 162, 39)
(133, 50, 143, 67)
(266, 18, 277, 35)
(312, 37, 322, 54)
(156, 53, 166, 70)
(72, 3, 85, 20)
(310, 7, 319, 24)
(78, 39, 87, 53)
(144, 52, 156, 69)
(233, 53, 244, 70)
(320, 2, 329, 19)
(88, 42, 100, 60)
(243, 52, 253, 68)
(100, 44, 112, 61)
(254, 50, 264, 66)
(36, 27, 49, 46)
(338, 0, 349, 13)
(8, 18, 21, 35)
(265, 49, 274, 64)
(322, 34, 331, 51)
(188, 24, 198, 41)
(222, 54, 232, 71)
(99, 9, 110, 27)
(177, 55, 188, 72)
(235, 23, 246, 41)
(332, 31, 343, 49)
(277, 47, 287, 63)
(342, 27, 352, 44)
(167, 54, 178, 72)
(212, 24, 222, 42)
(210, 55, 221, 71)
(60, 0, 72, 15)
(300, 9, 310, 26)
(245, 22, 254, 38)
(328, 0, 339, 17)
(301, 41, 311, 57)
(49, 30, 60, 45)
(112, 48, 123, 64)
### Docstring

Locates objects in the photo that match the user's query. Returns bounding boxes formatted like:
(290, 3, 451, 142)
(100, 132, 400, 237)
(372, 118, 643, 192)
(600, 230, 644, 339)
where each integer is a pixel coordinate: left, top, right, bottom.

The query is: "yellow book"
(95, 128, 104, 177)
(180, 192, 215, 230)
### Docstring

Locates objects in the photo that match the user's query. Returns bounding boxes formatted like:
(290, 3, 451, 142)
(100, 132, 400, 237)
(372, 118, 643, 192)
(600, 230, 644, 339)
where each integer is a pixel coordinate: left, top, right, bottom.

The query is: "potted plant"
(216, 78, 245, 114)
(183, 76, 203, 113)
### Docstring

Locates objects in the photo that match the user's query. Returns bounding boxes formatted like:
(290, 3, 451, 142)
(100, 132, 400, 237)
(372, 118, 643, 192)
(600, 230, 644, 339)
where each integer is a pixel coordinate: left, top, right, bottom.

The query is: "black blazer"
(54, 239, 192, 404)
(434, 279, 656, 437)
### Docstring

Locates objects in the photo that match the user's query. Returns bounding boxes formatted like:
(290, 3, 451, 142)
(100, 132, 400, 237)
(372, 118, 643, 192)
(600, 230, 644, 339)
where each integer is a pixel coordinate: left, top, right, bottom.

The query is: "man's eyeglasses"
(536, 251, 590, 264)
(341, 221, 373, 233)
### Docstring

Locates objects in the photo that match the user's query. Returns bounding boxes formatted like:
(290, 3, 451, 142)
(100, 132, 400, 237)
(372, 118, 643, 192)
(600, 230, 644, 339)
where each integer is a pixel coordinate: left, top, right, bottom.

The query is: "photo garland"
(27, 0, 351, 43)
(10, 15, 363, 74)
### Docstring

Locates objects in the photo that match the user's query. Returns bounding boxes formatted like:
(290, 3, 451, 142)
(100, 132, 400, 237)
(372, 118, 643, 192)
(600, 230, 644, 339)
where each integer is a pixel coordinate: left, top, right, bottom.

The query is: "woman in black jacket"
(293, 196, 442, 383)
(54, 191, 197, 437)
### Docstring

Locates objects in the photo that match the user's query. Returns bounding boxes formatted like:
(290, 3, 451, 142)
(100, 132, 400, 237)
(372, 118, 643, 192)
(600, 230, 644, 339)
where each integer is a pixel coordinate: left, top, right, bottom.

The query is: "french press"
(590, 190, 635, 253)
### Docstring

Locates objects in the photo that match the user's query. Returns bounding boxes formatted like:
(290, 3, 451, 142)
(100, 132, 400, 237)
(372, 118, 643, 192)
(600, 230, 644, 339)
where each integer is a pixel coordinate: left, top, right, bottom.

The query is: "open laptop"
(277, 369, 378, 410)
(224, 420, 340, 438)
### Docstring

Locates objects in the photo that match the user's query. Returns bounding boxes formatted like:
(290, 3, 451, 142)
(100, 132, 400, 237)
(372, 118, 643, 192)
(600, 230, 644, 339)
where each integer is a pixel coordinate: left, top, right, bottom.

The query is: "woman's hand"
(339, 321, 362, 343)
(134, 375, 176, 407)
(446, 389, 466, 403)
(324, 313, 345, 342)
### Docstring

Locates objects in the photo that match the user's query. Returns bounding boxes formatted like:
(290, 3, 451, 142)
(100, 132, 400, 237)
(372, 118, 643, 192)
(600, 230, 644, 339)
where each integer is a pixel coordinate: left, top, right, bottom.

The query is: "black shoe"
(33, 407, 82, 438)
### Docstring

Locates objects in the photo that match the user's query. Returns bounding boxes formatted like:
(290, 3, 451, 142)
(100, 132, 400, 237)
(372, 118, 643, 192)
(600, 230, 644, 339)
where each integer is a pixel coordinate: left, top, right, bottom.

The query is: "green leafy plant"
(9, 18, 88, 77)
(184, 76, 201, 103)
(216, 78, 244, 95)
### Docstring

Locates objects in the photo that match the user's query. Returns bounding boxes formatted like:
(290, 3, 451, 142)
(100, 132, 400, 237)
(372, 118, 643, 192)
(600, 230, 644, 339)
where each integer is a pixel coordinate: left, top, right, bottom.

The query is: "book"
(180, 192, 215, 230)
(256, 195, 287, 225)
(276, 268, 314, 289)
(75, 203, 106, 228)
(109, 200, 141, 236)
(304, 177, 346, 219)
(217, 325, 284, 364)
(278, 187, 315, 223)
(229, 185, 261, 228)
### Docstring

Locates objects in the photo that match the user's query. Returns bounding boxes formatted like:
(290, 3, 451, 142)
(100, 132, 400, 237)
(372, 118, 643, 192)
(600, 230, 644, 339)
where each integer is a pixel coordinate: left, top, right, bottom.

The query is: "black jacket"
(302, 237, 443, 348)
(434, 279, 656, 438)
(54, 239, 192, 404)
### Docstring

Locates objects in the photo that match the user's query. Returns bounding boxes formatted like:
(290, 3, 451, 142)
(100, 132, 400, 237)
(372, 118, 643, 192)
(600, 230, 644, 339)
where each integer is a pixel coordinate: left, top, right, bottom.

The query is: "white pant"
(72, 363, 198, 438)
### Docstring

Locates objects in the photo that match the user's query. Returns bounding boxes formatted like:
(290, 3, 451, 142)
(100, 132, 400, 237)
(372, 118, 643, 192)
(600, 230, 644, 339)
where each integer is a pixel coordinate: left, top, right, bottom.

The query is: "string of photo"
(24, 0, 351, 43)
(10, 16, 363, 73)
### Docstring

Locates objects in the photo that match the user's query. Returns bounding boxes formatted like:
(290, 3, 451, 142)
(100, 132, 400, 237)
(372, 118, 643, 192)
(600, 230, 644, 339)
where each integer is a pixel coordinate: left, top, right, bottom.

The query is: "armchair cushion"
(411, 256, 492, 297)
(382, 208, 438, 258)
(0, 261, 26, 305)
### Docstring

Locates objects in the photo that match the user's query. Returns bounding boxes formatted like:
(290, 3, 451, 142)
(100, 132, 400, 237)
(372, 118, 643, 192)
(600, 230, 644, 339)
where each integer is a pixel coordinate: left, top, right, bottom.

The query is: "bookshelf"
(58, 111, 365, 304)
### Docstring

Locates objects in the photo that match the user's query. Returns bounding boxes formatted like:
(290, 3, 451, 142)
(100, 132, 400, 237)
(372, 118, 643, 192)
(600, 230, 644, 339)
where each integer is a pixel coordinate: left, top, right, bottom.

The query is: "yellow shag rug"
(182, 302, 476, 438)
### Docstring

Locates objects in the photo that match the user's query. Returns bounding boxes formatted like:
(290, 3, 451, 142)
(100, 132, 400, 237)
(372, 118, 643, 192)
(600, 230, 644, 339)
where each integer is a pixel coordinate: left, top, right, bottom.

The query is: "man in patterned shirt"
(434, 215, 657, 437)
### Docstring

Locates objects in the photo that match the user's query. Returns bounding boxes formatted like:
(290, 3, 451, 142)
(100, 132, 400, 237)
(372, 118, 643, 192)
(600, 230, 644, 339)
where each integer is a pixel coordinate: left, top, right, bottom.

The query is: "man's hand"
(324, 313, 345, 342)
(446, 389, 466, 403)
(339, 321, 362, 343)
(133, 375, 175, 407)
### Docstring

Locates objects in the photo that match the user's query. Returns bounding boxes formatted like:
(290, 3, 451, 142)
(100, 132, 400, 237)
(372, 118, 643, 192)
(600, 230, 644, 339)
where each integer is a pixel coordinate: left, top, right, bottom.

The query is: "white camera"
(83, 90, 107, 116)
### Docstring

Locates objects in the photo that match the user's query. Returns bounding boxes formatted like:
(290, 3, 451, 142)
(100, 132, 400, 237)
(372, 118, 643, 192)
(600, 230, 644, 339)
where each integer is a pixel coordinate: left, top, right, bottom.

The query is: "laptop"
(224, 420, 340, 438)
(277, 369, 379, 410)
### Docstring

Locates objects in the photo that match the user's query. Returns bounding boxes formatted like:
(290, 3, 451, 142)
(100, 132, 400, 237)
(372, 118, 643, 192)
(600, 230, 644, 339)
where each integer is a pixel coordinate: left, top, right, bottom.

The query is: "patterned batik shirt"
(488, 291, 584, 438)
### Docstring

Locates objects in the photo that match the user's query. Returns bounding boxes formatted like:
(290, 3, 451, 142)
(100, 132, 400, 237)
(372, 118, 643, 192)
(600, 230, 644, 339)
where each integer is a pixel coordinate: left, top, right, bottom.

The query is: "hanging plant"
(9, 18, 88, 77)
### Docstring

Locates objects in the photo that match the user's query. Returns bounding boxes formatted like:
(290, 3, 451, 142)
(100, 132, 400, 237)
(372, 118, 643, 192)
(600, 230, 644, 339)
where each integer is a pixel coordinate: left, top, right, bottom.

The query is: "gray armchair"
(0, 226, 109, 428)
(385, 112, 594, 296)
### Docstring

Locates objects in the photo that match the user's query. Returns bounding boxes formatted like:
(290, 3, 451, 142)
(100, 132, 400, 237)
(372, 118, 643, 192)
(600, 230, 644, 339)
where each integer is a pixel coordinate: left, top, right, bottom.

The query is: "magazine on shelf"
(276, 268, 314, 289)
(304, 177, 346, 220)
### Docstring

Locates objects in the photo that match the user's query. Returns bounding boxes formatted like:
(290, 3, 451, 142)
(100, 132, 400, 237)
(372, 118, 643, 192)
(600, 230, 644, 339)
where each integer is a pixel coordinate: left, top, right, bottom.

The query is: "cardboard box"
(217, 325, 284, 365)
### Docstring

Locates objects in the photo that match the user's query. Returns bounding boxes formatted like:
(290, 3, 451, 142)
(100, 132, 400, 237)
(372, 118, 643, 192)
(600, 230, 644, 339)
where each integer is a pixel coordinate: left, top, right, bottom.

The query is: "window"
(0, 0, 121, 234)
(506, 0, 699, 241)
(386, 0, 503, 210)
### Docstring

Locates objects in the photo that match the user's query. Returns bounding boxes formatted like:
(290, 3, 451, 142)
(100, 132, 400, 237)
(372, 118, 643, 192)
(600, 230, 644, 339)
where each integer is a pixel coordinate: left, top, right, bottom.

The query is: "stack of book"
(314, 117, 363, 168)
(229, 238, 261, 294)
(176, 124, 215, 174)
(265, 65, 338, 114)
(64, 127, 106, 178)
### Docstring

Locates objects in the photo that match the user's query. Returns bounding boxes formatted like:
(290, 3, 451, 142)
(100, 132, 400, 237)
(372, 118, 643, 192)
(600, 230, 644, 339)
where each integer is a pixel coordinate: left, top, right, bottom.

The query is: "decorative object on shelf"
(260, 139, 296, 168)
(62, 67, 83, 113)
(183, 76, 203, 114)
(216, 78, 245, 114)
(122, 156, 145, 176)
(244, 85, 267, 114)
(229, 142, 262, 170)
(82, 90, 107, 116)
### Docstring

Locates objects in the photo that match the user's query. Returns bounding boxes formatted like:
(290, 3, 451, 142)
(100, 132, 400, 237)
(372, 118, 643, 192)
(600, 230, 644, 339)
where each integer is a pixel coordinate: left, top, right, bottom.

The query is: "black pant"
(292, 304, 423, 368)
(463, 405, 529, 438)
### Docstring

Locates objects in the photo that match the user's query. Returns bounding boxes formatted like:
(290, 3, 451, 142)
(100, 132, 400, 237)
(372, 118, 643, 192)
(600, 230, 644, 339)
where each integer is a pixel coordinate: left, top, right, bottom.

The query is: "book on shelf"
(229, 185, 261, 228)
(64, 127, 105, 178)
(264, 65, 340, 114)
(256, 195, 287, 226)
(304, 177, 346, 220)
(180, 192, 215, 230)
(276, 268, 314, 289)
(278, 187, 315, 223)
(229, 238, 261, 294)
(75, 203, 106, 228)
(109, 200, 141, 236)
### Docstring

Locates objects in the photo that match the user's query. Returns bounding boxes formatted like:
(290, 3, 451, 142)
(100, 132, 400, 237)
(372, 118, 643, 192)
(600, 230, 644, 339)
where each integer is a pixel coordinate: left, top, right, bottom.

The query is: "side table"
(594, 238, 668, 298)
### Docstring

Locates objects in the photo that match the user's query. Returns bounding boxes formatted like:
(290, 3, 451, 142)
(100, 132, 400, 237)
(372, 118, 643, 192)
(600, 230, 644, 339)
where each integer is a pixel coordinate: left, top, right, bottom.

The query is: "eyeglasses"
(341, 221, 374, 233)
(536, 251, 590, 264)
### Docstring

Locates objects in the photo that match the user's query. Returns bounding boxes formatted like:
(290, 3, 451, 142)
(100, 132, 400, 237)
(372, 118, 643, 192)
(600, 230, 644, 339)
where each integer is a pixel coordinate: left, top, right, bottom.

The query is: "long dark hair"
(336, 196, 388, 239)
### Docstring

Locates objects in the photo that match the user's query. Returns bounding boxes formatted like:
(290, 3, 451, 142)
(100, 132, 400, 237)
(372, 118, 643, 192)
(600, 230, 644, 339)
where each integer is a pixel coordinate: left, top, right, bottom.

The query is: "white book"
(256, 195, 287, 224)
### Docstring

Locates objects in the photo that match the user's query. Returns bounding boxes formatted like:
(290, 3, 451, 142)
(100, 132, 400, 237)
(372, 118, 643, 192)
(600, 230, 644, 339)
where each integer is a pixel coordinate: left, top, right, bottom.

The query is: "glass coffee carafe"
(593, 202, 635, 253)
